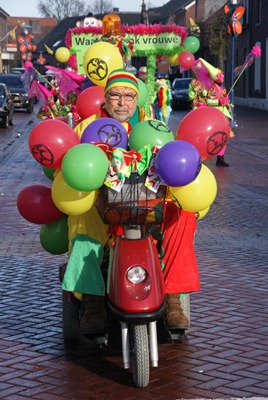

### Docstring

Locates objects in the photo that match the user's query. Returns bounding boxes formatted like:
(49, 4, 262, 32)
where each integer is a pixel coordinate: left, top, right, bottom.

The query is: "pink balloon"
(176, 107, 231, 160)
(179, 51, 195, 69)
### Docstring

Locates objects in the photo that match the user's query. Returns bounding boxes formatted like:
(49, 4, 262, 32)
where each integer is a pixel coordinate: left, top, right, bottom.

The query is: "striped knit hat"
(105, 69, 139, 97)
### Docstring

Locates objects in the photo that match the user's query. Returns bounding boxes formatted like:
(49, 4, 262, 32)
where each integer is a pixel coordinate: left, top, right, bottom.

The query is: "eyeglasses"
(107, 92, 137, 102)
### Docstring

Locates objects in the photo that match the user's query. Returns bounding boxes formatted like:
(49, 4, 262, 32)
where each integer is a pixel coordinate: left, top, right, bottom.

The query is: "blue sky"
(1, 0, 166, 17)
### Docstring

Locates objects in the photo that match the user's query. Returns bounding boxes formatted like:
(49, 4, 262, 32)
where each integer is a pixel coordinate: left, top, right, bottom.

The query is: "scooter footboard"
(107, 234, 165, 316)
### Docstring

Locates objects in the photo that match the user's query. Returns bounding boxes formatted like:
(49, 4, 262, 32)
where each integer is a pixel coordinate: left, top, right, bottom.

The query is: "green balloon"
(61, 143, 109, 192)
(183, 36, 200, 54)
(40, 215, 69, 255)
(137, 78, 148, 108)
(129, 120, 174, 151)
(43, 166, 56, 181)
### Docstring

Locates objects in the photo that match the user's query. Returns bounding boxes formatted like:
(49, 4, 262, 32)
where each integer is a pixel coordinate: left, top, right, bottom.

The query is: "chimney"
(113, 7, 120, 12)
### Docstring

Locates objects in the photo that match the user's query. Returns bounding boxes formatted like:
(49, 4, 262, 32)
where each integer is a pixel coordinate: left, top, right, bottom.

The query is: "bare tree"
(37, 0, 89, 21)
(90, 0, 114, 14)
(204, 8, 231, 70)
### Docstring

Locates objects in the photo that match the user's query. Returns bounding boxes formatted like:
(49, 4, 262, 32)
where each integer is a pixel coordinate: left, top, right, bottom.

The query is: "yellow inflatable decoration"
(195, 206, 210, 220)
(55, 47, 71, 63)
(169, 164, 217, 212)
(51, 171, 97, 216)
(83, 41, 123, 87)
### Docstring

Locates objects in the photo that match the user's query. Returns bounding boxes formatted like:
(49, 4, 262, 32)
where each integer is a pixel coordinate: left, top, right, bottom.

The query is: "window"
(242, 0, 249, 27)
(256, 0, 261, 25)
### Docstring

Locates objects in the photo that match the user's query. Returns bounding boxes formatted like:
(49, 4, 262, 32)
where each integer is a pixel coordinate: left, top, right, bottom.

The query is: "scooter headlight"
(127, 266, 147, 284)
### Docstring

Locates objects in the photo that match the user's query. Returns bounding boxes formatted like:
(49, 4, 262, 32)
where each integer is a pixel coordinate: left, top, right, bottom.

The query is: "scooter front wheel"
(131, 324, 150, 388)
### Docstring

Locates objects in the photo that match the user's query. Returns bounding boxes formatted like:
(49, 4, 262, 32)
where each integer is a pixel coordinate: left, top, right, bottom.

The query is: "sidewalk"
(0, 106, 268, 399)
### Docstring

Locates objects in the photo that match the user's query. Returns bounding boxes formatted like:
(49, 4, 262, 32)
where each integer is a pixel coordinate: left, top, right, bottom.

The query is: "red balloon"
(55, 116, 78, 127)
(76, 86, 105, 120)
(28, 119, 80, 170)
(176, 107, 231, 160)
(178, 51, 195, 69)
(55, 116, 68, 124)
(17, 185, 63, 224)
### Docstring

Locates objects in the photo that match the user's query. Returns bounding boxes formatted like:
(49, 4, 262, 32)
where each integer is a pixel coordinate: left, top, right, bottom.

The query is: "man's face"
(105, 86, 138, 122)
(138, 72, 146, 82)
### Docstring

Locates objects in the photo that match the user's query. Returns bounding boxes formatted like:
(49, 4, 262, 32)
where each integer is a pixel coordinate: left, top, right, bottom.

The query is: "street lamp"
(230, 0, 239, 126)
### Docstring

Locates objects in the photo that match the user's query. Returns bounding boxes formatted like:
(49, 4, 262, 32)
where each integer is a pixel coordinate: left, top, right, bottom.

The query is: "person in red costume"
(62, 69, 200, 334)
(189, 58, 233, 167)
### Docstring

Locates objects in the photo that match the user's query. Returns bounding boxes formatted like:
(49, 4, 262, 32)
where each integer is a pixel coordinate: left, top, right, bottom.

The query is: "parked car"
(0, 74, 34, 113)
(10, 67, 26, 75)
(0, 82, 14, 128)
(171, 78, 192, 109)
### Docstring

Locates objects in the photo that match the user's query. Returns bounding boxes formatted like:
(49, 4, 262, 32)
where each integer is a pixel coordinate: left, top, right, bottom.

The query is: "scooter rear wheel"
(131, 324, 150, 388)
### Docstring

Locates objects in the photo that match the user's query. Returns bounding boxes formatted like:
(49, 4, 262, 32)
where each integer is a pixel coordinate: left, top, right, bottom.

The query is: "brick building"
(0, 9, 56, 72)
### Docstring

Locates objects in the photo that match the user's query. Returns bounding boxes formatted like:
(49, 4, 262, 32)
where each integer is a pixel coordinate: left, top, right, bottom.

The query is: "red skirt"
(161, 201, 200, 294)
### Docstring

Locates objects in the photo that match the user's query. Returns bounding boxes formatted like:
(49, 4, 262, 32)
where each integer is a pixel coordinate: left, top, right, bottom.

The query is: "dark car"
(11, 67, 26, 75)
(0, 82, 14, 128)
(171, 78, 192, 109)
(0, 74, 34, 113)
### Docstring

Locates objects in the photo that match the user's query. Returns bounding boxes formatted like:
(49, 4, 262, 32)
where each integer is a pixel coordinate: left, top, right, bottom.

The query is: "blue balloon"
(80, 118, 128, 149)
(155, 140, 202, 186)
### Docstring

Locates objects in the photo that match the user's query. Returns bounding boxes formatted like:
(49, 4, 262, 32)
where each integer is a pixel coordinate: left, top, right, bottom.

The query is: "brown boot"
(80, 294, 107, 334)
(163, 294, 189, 330)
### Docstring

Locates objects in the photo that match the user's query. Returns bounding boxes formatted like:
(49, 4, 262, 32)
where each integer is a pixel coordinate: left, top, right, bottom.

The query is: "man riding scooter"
(62, 69, 200, 334)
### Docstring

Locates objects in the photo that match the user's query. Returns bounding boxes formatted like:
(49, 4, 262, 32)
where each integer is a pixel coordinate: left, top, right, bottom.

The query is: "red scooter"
(60, 171, 187, 387)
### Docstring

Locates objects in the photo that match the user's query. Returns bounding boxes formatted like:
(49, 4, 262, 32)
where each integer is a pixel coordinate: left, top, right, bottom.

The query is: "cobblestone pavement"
(0, 106, 268, 399)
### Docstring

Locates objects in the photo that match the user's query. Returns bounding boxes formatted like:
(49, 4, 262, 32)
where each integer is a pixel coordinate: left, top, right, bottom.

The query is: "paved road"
(0, 105, 268, 399)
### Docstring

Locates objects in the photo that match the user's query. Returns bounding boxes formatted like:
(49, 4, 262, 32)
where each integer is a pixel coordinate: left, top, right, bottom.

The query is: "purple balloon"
(80, 118, 128, 149)
(155, 140, 202, 186)
(81, 77, 96, 91)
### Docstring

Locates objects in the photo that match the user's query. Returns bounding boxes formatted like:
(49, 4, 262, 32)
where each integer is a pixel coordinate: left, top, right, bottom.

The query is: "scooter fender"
(108, 234, 165, 314)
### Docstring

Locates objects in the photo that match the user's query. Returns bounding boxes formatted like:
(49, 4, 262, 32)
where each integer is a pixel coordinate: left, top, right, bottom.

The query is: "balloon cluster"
(126, 106, 230, 217)
(168, 35, 200, 69)
(16, 37, 229, 256)
(16, 40, 126, 255)
(17, 118, 111, 255)
(17, 105, 229, 255)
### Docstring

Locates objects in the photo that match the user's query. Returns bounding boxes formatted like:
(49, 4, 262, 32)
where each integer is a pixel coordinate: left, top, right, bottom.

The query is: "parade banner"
(66, 25, 187, 75)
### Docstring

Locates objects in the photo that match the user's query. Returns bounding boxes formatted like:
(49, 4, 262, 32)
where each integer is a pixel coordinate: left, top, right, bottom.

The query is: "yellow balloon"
(168, 53, 180, 66)
(83, 41, 123, 87)
(168, 164, 217, 212)
(51, 171, 97, 216)
(195, 206, 210, 220)
(55, 47, 71, 63)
